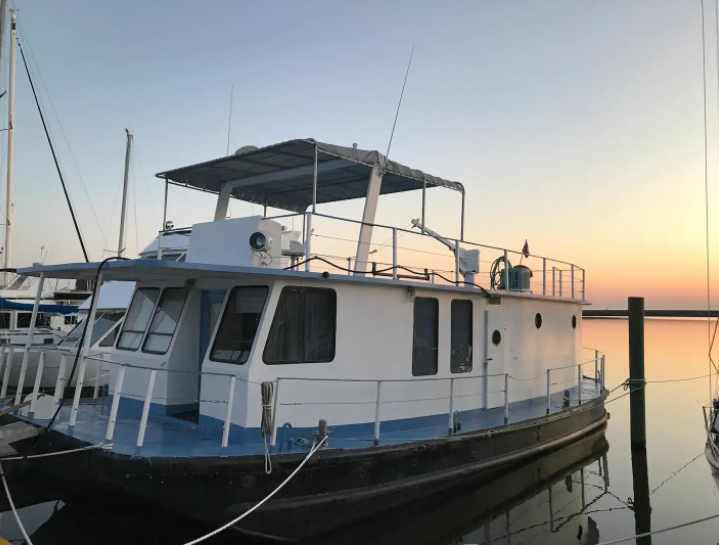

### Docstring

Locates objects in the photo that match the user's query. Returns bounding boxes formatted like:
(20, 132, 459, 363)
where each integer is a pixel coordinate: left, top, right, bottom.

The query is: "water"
(0, 319, 716, 544)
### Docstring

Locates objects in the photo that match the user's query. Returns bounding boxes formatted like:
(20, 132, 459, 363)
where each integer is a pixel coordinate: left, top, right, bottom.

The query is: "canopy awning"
(156, 139, 464, 213)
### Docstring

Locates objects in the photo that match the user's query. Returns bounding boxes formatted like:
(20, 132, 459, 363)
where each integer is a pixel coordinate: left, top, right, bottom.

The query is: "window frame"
(263, 286, 337, 365)
(412, 297, 439, 377)
(450, 299, 473, 373)
(141, 287, 189, 355)
(209, 285, 269, 365)
(116, 287, 162, 352)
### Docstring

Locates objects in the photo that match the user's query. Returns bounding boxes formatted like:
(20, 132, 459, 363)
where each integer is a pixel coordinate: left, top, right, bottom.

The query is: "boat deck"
(20, 378, 604, 458)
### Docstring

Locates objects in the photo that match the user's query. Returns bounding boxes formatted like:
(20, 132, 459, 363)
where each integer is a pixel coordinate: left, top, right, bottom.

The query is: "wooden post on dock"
(628, 296, 646, 447)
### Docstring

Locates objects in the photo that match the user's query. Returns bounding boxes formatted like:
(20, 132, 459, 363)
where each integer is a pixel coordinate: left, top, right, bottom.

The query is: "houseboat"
(4, 139, 607, 541)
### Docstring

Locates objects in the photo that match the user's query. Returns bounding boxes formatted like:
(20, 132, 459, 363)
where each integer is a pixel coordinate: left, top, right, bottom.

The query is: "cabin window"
(64, 315, 79, 325)
(117, 288, 160, 351)
(263, 287, 336, 364)
(37, 313, 53, 328)
(210, 286, 268, 364)
(16, 312, 32, 328)
(0, 312, 10, 329)
(451, 300, 472, 373)
(143, 288, 189, 355)
(412, 297, 438, 376)
(60, 311, 125, 350)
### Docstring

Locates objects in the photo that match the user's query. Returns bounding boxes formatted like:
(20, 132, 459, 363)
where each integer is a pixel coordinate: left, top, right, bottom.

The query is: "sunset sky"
(2, 0, 718, 309)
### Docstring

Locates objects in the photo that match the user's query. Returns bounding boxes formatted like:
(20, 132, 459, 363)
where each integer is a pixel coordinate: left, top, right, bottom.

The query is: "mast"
(117, 129, 132, 257)
(4, 8, 15, 284)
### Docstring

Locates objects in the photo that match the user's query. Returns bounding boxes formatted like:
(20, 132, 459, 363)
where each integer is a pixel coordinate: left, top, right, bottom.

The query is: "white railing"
(166, 211, 587, 300)
(1, 345, 606, 451)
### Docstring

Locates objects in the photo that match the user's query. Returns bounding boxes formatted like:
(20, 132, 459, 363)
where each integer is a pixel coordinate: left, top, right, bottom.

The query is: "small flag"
(522, 239, 530, 258)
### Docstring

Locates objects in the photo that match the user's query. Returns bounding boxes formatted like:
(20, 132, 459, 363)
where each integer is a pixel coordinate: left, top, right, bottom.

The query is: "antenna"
(226, 84, 234, 155)
(385, 45, 414, 161)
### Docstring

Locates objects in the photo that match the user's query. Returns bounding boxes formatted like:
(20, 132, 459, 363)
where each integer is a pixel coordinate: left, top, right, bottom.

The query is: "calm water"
(0, 319, 717, 544)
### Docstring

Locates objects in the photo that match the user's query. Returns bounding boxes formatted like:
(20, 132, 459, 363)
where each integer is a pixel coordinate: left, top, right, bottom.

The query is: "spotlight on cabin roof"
(234, 145, 259, 155)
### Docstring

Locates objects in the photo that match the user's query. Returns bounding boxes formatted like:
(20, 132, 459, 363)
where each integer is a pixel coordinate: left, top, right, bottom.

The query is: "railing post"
(542, 258, 547, 296)
(601, 355, 606, 391)
(29, 351, 44, 416)
(222, 376, 237, 448)
(577, 364, 582, 405)
(346, 257, 351, 275)
(374, 381, 382, 445)
(559, 269, 563, 297)
(304, 213, 312, 272)
(546, 369, 551, 414)
(92, 356, 102, 399)
(53, 354, 68, 408)
(0, 346, 7, 392)
(552, 267, 556, 297)
(392, 229, 398, 281)
(571, 264, 575, 299)
(69, 357, 88, 427)
(270, 378, 280, 447)
(594, 350, 599, 386)
(106, 364, 126, 441)
(17, 273, 45, 406)
(136, 369, 157, 448)
(455, 240, 460, 285)
(582, 268, 586, 300)
(1, 347, 14, 400)
(503, 250, 509, 290)
(448, 378, 455, 435)
(504, 373, 509, 424)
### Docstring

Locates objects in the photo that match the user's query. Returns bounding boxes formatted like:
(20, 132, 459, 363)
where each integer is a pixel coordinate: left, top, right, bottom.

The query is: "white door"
(484, 308, 506, 409)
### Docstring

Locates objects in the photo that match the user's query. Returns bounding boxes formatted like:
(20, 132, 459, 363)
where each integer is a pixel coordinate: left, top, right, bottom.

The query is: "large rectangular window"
(451, 300, 473, 373)
(210, 286, 268, 364)
(263, 287, 336, 364)
(0, 312, 10, 329)
(143, 288, 189, 354)
(16, 312, 31, 328)
(412, 297, 439, 376)
(117, 288, 160, 351)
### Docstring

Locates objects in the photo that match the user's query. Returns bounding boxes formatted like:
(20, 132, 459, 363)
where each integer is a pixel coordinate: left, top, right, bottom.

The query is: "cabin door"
(199, 290, 227, 398)
(484, 308, 506, 409)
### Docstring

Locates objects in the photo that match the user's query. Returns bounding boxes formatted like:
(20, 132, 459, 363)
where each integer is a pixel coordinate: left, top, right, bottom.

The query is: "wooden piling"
(628, 296, 646, 447)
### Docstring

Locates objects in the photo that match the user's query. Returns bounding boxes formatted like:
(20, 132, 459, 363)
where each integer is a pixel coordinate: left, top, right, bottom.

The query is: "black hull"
(15, 396, 607, 542)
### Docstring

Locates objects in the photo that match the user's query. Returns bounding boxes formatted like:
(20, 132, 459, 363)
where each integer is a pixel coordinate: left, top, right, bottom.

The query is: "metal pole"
(3, 10, 16, 286)
(117, 130, 133, 257)
(582, 268, 586, 300)
(0, 347, 13, 399)
(559, 269, 563, 297)
(504, 373, 509, 424)
(594, 350, 599, 392)
(312, 145, 318, 213)
(460, 191, 465, 241)
(629, 296, 646, 447)
(29, 351, 44, 416)
(136, 369, 157, 447)
(448, 378, 454, 435)
(571, 264, 575, 299)
(392, 229, 398, 280)
(552, 267, 556, 296)
(70, 271, 104, 426)
(222, 376, 236, 448)
(503, 249, 509, 290)
(546, 369, 551, 414)
(158, 179, 168, 260)
(105, 364, 125, 441)
(577, 364, 582, 405)
(304, 213, 312, 272)
(16, 272, 44, 405)
(0, 346, 6, 387)
(542, 258, 546, 296)
(601, 355, 606, 391)
(54, 354, 67, 408)
(374, 381, 382, 445)
(421, 180, 426, 232)
(455, 240, 460, 285)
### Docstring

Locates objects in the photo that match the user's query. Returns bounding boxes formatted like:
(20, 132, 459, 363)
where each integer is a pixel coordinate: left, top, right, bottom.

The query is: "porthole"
(571, 315, 577, 329)
(492, 330, 502, 346)
(535, 313, 542, 329)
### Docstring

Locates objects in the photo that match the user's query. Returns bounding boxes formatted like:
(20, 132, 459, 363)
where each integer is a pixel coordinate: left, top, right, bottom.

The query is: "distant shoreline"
(583, 310, 719, 318)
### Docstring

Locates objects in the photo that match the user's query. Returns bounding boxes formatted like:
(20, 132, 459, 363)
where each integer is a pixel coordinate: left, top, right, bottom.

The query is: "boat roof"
(156, 138, 464, 213)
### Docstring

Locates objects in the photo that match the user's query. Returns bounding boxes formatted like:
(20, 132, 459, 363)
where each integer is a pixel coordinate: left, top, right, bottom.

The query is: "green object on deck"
(629, 296, 647, 447)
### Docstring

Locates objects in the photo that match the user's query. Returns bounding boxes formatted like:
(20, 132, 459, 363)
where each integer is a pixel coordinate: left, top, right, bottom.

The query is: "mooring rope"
(0, 441, 110, 461)
(260, 381, 274, 474)
(181, 436, 327, 545)
(595, 512, 719, 545)
(0, 461, 36, 545)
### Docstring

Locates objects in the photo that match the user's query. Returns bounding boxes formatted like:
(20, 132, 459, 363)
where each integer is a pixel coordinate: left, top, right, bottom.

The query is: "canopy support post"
(421, 180, 427, 234)
(354, 166, 383, 274)
(312, 145, 318, 213)
(214, 183, 232, 221)
(158, 178, 169, 260)
(460, 190, 465, 241)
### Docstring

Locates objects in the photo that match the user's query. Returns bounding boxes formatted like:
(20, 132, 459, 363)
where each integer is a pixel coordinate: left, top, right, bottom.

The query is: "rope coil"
(261, 381, 274, 474)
